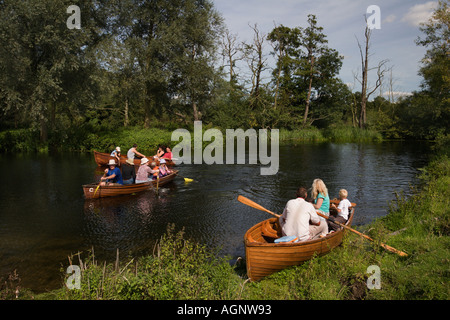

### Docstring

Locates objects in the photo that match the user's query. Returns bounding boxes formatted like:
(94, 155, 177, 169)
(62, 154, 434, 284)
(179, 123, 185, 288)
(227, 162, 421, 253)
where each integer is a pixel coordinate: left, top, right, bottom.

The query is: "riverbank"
(0, 126, 383, 154)
(2, 151, 448, 300)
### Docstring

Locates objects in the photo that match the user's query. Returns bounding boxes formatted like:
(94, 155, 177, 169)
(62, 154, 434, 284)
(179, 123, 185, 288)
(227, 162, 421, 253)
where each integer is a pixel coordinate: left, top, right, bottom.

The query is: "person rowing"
(127, 143, 146, 160)
(100, 160, 123, 186)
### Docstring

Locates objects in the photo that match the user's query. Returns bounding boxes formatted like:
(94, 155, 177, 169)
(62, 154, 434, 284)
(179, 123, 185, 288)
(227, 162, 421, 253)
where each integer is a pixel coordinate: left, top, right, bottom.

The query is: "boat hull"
(244, 207, 355, 281)
(82, 170, 178, 199)
(93, 150, 175, 167)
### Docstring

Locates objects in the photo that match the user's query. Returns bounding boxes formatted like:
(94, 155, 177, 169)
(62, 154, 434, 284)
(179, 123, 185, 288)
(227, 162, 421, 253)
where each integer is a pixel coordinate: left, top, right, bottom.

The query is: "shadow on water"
(0, 142, 430, 292)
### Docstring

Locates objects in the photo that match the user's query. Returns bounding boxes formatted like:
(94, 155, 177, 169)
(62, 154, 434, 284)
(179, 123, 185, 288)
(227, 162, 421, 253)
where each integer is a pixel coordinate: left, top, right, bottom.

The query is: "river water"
(0, 142, 430, 293)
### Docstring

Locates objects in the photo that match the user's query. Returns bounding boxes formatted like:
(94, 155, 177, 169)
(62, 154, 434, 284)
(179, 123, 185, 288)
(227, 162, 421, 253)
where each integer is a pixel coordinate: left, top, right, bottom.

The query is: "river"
(0, 141, 430, 293)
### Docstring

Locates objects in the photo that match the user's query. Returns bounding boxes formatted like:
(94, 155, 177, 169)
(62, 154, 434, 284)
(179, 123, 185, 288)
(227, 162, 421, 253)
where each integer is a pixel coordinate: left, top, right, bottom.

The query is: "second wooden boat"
(93, 150, 175, 167)
(82, 170, 178, 199)
(244, 205, 355, 281)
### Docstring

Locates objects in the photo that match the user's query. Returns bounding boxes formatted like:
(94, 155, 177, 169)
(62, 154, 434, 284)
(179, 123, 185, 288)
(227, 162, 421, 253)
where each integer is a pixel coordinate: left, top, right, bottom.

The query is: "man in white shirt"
(279, 187, 328, 241)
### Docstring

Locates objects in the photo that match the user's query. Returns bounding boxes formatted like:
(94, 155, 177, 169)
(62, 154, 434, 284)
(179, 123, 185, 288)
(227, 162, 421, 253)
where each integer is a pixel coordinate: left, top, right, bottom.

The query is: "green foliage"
(279, 127, 326, 142)
(366, 155, 450, 299)
(52, 224, 241, 300)
(324, 126, 383, 142)
(0, 129, 41, 152)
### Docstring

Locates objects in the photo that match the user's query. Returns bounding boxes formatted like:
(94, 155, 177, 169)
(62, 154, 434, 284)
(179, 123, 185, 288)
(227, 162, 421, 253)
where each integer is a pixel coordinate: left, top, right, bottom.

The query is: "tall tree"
(298, 15, 329, 127)
(0, 0, 107, 141)
(121, 0, 178, 127)
(173, 0, 223, 121)
(415, 0, 450, 102)
(267, 24, 300, 110)
(354, 24, 389, 129)
(243, 23, 269, 110)
(267, 16, 343, 128)
(220, 28, 243, 85)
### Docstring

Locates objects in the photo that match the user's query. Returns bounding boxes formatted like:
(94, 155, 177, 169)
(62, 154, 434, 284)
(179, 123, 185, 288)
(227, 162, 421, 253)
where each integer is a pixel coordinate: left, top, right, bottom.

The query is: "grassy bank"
(0, 126, 383, 154)
(2, 153, 446, 300)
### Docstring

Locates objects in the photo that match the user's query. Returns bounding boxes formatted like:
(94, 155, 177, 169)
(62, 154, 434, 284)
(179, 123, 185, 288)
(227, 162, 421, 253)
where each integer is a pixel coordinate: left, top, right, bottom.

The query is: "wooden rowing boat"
(82, 170, 178, 199)
(93, 150, 175, 167)
(244, 204, 355, 281)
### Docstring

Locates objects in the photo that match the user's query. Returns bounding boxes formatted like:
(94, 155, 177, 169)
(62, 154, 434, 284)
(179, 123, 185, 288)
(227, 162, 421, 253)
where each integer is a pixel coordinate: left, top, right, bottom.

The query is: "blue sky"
(213, 0, 439, 97)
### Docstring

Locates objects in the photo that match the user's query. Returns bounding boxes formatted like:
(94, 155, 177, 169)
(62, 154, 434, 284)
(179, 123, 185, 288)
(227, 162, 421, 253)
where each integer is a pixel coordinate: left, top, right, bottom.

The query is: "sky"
(213, 0, 439, 97)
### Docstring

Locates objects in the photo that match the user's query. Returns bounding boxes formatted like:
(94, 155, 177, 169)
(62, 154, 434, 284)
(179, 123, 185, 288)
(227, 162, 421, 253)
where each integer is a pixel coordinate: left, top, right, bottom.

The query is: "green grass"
(324, 126, 383, 142)
(279, 127, 327, 142)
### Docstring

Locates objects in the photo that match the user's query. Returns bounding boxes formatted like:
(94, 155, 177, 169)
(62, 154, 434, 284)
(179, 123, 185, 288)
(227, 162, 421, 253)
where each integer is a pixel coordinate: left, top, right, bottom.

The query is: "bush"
(55, 224, 242, 300)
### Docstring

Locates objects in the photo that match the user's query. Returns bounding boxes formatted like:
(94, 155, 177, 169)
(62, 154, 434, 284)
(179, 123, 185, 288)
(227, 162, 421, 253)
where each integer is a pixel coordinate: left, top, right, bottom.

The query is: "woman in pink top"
(161, 146, 172, 160)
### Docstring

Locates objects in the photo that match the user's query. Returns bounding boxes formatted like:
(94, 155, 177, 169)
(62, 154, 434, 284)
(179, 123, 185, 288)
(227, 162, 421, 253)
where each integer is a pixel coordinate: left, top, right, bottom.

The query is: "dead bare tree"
(242, 23, 268, 108)
(220, 29, 244, 84)
(355, 25, 389, 129)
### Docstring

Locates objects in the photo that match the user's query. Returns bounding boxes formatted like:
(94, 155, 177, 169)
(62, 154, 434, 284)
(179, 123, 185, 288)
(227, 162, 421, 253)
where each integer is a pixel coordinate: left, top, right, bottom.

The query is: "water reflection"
(82, 184, 177, 260)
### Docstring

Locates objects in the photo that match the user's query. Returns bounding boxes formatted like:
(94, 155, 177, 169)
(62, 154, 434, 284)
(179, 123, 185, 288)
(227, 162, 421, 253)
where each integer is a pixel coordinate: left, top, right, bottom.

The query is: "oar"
(237, 195, 408, 257)
(237, 195, 280, 218)
(156, 175, 159, 195)
(94, 171, 107, 197)
(315, 211, 408, 257)
(180, 175, 194, 182)
(93, 183, 101, 197)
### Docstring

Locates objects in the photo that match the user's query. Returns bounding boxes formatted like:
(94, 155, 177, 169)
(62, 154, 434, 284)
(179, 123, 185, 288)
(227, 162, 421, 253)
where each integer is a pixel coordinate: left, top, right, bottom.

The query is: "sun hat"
(116, 146, 121, 152)
(108, 159, 116, 166)
(141, 157, 149, 165)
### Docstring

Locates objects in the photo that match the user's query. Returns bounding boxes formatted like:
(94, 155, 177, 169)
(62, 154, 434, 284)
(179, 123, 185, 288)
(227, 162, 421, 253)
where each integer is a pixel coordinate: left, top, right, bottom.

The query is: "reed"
(279, 127, 327, 142)
(324, 126, 383, 142)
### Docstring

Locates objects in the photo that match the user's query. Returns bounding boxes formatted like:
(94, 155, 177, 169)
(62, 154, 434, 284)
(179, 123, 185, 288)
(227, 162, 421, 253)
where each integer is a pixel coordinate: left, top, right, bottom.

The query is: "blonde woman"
(311, 178, 330, 216)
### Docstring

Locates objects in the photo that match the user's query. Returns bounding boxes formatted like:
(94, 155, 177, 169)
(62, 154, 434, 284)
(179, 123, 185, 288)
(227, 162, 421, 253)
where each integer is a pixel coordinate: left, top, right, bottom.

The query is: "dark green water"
(0, 142, 430, 293)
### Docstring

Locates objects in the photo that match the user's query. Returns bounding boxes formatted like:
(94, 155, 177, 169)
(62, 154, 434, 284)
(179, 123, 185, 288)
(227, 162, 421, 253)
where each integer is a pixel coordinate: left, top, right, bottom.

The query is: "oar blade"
(237, 195, 280, 218)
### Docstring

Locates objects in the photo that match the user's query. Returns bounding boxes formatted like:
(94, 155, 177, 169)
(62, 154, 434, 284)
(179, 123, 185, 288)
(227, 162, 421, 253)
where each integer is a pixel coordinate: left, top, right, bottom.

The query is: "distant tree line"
(0, 0, 448, 147)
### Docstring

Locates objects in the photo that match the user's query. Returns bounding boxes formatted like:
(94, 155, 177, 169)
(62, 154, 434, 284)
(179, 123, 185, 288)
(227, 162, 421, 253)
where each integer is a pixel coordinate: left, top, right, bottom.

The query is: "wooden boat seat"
(261, 219, 281, 240)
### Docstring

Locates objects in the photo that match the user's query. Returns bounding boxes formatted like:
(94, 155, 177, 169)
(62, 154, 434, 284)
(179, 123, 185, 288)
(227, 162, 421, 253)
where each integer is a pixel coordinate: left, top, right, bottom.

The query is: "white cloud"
(401, 1, 438, 26)
(383, 14, 396, 24)
(383, 91, 413, 97)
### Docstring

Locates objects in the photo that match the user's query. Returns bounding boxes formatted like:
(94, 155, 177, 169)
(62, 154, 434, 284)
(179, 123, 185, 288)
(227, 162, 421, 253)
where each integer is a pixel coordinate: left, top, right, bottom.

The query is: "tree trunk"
(273, 65, 282, 110)
(303, 56, 315, 127)
(124, 97, 129, 127)
(40, 117, 47, 143)
(359, 27, 370, 129)
(193, 101, 199, 121)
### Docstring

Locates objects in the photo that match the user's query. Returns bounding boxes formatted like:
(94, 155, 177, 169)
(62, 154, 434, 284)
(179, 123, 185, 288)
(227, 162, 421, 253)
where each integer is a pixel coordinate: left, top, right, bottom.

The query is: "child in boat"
(110, 146, 121, 164)
(150, 162, 160, 180)
(158, 159, 171, 177)
(329, 189, 351, 232)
